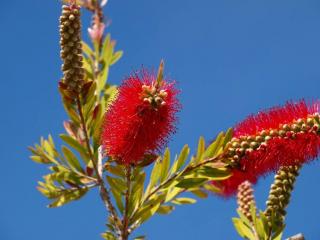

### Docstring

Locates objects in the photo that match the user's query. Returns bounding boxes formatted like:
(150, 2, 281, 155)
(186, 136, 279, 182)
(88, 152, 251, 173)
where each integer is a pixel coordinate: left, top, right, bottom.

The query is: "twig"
(121, 165, 132, 240)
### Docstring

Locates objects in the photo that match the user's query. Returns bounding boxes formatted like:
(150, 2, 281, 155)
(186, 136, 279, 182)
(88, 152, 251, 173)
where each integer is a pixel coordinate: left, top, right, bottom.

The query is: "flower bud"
(237, 181, 256, 222)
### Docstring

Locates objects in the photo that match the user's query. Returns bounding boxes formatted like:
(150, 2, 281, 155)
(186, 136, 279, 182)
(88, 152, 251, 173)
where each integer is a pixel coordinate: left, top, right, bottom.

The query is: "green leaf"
(250, 202, 257, 227)
(160, 148, 170, 182)
(171, 144, 190, 173)
(110, 186, 124, 213)
(190, 189, 208, 199)
(232, 218, 256, 240)
(106, 165, 125, 178)
(110, 51, 123, 65)
(271, 225, 285, 240)
(203, 183, 221, 193)
(156, 205, 174, 215)
(98, 34, 114, 91)
(60, 134, 89, 163)
(99, 66, 109, 91)
(106, 176, 125, 212)
(83, 81, 97, 103)
(196, 166, 231, 180)
(48, 134, 55, 148)
(30, 155, 50, 164)
(82, 41, 94, 58)
(48, 187, 88, 208)
(259, 211, 270, 237)
(61, 146, 83, 172)
(130, 172, 146, 215)
(165, 187, 181, 202)
(82, 56, 93, 76)
(175, 178, 208, 189)
(194, 136, 205, 163)
(63, 103, 80, 124)
(255, 218, 267, 240)
(106, 176, 126, 194)
(171, 197, 196, 205)
(101, 34, 112, 62)
(101, 231, 116, 240)
(202, 132, 224, 159)
(145, 157, 162, 194)
(223, 128, 233, 148)
(131, 194, 164, 225)
(237, 209, 252, 229)
(43, 140, 54, 157)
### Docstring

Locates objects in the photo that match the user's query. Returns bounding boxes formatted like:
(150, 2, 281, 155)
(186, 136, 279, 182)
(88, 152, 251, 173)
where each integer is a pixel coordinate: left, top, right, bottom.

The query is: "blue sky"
(1, 0, 320, 239)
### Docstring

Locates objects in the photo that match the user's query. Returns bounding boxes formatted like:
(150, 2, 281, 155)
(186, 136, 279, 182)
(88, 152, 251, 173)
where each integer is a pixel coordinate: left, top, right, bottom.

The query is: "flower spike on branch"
(59, 2, 84, 95)
(213, 100, 320, 197)
(237, 181, 256, 223)
(264, 165, 300, 226)
(101, 61, 181, 165)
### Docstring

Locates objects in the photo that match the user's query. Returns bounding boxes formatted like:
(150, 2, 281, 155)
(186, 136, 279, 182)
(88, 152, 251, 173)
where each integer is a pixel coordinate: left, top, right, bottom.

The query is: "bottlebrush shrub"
(101, 67, 180, 165)
(29, 1, 317, 240)
(213, 100, 320, 196)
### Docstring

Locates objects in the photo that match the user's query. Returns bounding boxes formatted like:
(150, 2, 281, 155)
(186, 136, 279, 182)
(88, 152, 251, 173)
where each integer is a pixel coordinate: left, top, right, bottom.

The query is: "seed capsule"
(269, 130, 278, 137)
(232, 142, 240, 148)
(240, 141, 249, 148)
(291, 124, 300, 132)
(264, 136, 272, 141)
(250, 142, 259, 149)
(282, 124, 290, 131)
(255, 135, 264, 142)
(279, 130, 286, 137)
(307, 118, 314, 126)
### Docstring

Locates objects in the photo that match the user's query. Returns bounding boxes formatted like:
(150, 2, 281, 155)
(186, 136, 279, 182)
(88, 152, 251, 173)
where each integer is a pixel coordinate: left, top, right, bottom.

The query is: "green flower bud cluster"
(227, 113, 320, 166)
(59, 4, 84, 94)
(237, 181, 256, 222)
(264, 165, 300, 225)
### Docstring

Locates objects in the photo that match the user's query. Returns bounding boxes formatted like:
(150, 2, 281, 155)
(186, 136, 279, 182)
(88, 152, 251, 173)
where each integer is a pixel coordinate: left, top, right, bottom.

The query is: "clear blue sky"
(1, 0, 320, 239)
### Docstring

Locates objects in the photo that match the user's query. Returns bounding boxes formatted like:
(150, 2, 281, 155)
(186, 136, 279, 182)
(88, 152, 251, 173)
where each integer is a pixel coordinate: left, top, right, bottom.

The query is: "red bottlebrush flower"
(213, 100, 320, 197)
(101, 68, 180, 165)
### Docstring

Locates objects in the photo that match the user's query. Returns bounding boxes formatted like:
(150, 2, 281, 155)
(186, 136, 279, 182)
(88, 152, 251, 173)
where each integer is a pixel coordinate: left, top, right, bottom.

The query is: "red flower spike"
(101, 68, 180, 165)
(213, 100, 320, 197)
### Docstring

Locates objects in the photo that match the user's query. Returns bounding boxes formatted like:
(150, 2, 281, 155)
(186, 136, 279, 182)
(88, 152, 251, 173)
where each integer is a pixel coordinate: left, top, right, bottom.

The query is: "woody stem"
(121, 165, 132, 240)
(76, 96, 121, 236)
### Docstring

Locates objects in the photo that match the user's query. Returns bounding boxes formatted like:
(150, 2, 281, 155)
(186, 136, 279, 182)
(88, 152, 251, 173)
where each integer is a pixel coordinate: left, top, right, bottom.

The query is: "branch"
(144, 154, 225, 203)
(121, 165, 132, 240)
(76, 96, 121, 235)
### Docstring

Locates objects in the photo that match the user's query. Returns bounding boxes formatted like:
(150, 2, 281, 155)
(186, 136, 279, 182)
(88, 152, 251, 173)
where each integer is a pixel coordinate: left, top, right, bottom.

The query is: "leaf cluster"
(233, 204, 285, 240)
(30, 32, 121, 208)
